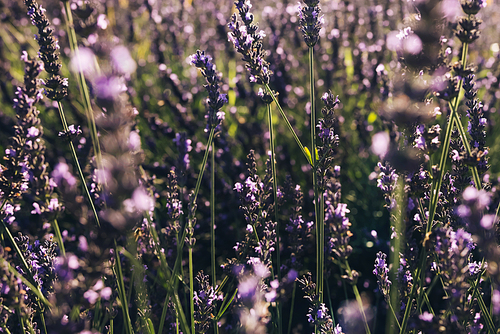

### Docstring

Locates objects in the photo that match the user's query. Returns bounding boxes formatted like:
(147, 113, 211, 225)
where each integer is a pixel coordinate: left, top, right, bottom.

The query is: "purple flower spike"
(189, 50, 227, 132)
(373, 251, 391, 299)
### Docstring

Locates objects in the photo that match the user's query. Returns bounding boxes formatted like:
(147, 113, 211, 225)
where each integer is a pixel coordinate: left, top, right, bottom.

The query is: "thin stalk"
(400, 253, 423, 334)
(189, 245, 195, 334)
(318, 191, 324, 303)
(113, 240, 134, 334)
(185, 129, 217, 334)
(56, 102, 100, 227)
(266, 103, 282, 334)
(422, 292, 435, 315)
(172, 290, 191, 334)
(1, 325, 12, 334)
(158, 295, 170, 334)
(211, 141, 219, 334)
(428, 41, 478, 230)
(402, 39, 482, 334)
(345, 261, 371, 334)
(51, 218, 65, 256)
(26, 317, 36, 334)
(388, 177, 403, 334)
(211, 142, 216, 287)
(61, 0, 103, 177)
(388, 303, 401, 330)
(474, 283, 496, 334)
(17, 308, 27, 334)
(0, 255, 52, 307)
(287, 281, 297, 334)
(309, 47, 317, 169)
(264, 84, 310, 165)
(142, 213, 189, 334)
(192, 128, 216, 203)
(449, 111, 481, 188)
(309, 46, 325, 334)
(163, 128, 216, 334)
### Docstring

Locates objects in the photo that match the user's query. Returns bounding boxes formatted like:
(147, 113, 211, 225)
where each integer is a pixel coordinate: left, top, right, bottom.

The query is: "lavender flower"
(282, 177, 313, 273)
(460, 0, 487, 16)
(377, 162, 398, 211)
(462, 74, 488, 175)
(58, 125, 83, 139)
(373, 251, 391, 300)
(0, 245, 33, 330)
(325, 176, 353, 262)
(317, 91, 340, 189)
(0, 52, 62, 238)
(298, 0, 324, 47)
(0, 53, 43, 202)
(173, 132, 192, 183)
(232, 151, 276, 267)
(237, 257, 276, 334)
(25, 0, 68, 101)
(298, 273, 338, 333)
(193, 271, 223, 333)
(228, 0, 272, 84)
(15, 234, 57, 296)
(431, 226, 480, 329)
(189, 50, 227, 132)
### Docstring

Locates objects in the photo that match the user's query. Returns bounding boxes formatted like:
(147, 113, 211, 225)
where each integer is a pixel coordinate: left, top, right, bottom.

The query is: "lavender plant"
(1, 0, 500, 333)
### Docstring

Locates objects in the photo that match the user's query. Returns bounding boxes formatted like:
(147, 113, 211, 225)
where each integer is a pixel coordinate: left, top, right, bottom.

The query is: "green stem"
(266, 103, 282, 334)
(0, 255, 52, 308)
(189, 246, 195, 334)
(185, 129, 217, 334)
(163, 128, 216, 334)
(56, 102, 100, 227)
(325, 275, 336, 326)
(192, 128, 216, 203)
(211, 141, 219, 334)
(142, 213, 189, 334)
(388, 177, 404, 334)
(309, 46, 325, 334)
(449, 107, 481, 189)
(211, 141, 216, 288)
(400, 254, 423, 334)
(388, 302, 401, 330)
(18, 308, 27, 334)
(309, 47, 317, 168)
(51, 218, 65, 256)
(402, 39, 484, 334)
(345, 261, 371, 334)
(113, 240, 134, 334)
(61, 0, 104, 181)
(264, 84, 310, 166)
(287, 281, 297, 334)
(1, 324, 12, 334)
(158, 294, 170, 334)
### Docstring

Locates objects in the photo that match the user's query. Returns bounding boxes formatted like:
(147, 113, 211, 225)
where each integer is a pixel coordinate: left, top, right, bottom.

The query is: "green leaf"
(304, 147, 313, 166)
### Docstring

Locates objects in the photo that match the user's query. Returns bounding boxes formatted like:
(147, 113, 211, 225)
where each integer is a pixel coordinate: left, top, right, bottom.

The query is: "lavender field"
(1, 0, 500, 333)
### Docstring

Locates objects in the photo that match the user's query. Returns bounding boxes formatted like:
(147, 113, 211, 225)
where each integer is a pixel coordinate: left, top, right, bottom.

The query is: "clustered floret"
(189, 50, 228, 132)
(228, 0, 272, 84)
(25, 0, 68, 101)
(298, 0, 324, 47)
